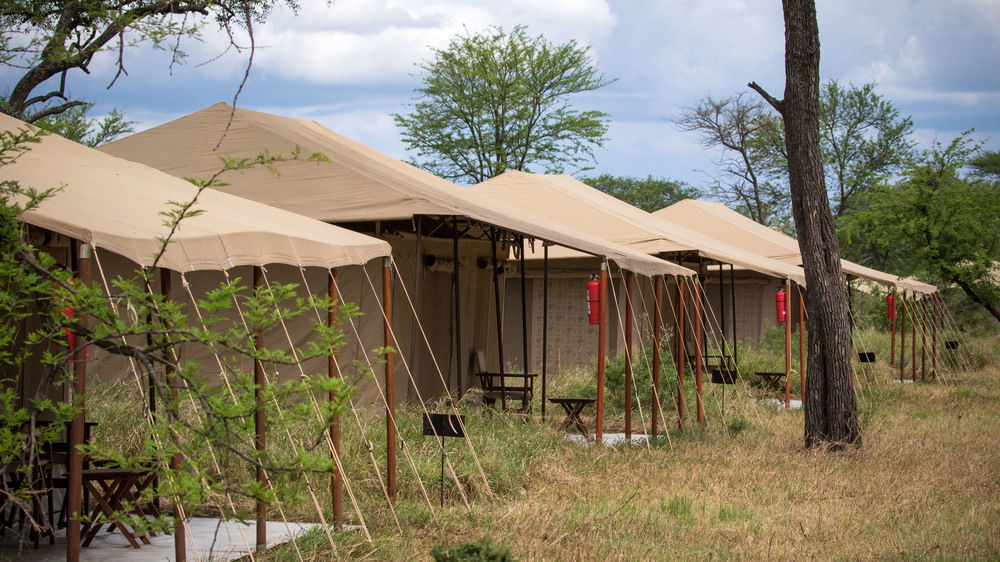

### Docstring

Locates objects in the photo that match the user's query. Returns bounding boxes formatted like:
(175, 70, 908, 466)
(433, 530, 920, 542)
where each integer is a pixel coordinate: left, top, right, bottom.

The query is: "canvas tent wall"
(469, 171, 807, 369)
(1, 112, 393, 407)
(100, 103, 689, 401)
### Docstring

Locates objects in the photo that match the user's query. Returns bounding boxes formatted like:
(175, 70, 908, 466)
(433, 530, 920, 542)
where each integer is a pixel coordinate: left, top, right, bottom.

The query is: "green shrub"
(431, 537, 516, 561)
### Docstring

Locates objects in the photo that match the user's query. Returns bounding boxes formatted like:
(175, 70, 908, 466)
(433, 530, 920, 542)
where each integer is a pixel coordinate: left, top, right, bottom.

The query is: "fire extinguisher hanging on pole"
(587, 275, 600, 325)
(887, 293, 896, 320)
(776, 288, 787, 323)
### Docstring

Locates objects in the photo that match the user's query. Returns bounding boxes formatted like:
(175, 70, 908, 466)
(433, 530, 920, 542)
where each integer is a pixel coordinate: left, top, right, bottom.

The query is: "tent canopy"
(654, 199, 917, 291)
(2, 113, 391, 271)
(469, 171, 806, 286)
(100, 103, 689, 279)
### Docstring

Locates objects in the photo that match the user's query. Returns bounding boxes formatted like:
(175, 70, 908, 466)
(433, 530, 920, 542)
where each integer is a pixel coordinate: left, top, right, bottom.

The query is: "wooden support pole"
(596, 261, 608, 443)
(624, 271, 633, 440)
(651, 275, 662, 437)
(409, 216, 421, 401)
(453, 218, 463, 395)
(490, 228, 506, 405)
(520, 236, 528, 375)
(694, 279, 703, 424)
(161, 269, 186, 561)
(66, 242, 91, 562)
(253, 266, 267, 552)
(677, 277, 685, 431)
(932, 294, 938, 379)
(899, 293, 906, 381)
(890, 290, 897, 367)
(785, 279, 792, 409)
(329, 269, 342, 529)
(921, 297, 928, 381)
(911, 293, 917, 382)
(383, 259, 397, 502)
(798, 286, 806, 403)
(542, 245, 549, 420)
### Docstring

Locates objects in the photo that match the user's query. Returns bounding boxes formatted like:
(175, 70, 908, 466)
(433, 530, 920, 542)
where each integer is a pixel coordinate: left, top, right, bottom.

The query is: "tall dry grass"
(90, 332, 1000, 560)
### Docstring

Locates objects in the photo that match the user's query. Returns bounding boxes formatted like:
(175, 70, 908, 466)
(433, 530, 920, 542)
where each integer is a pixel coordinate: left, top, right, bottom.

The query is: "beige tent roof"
(2, 113, 391, 271)
(654, 199, 910, 289)
(469, 171, 806, 286)
(897, 277, 938, 295)
(99, 103, 689, 279)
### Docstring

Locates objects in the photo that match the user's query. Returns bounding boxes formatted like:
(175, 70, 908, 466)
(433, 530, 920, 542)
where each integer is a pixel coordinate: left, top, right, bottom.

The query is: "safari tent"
(99, 103, 690, 404)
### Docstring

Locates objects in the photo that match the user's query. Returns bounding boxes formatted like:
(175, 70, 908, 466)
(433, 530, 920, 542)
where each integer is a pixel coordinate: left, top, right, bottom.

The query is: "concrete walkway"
(0, 517, 317, 561)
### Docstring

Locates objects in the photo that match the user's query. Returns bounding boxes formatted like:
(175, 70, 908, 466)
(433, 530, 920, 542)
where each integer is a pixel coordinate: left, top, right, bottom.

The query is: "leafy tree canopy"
(393, 25, 614, 184)
(0, 0, 302, 122)
(33, 103, 134, 146)
(582, 174, 700, 213)
(862, 132, 1000, 321)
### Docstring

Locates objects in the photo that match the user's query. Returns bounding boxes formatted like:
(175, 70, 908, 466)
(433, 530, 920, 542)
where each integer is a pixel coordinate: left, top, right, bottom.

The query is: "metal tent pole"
(253, 266, 267, 551)
(383, 259, 397, 501)
(329, 269, 342, 529)
(624, 271, 633, 439)
(596, 260, 608, 443)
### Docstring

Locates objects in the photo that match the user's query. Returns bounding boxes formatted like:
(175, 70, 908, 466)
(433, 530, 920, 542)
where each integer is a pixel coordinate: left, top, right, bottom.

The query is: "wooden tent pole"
(931, 293, 938, 380)
(694, 278, 703, 424)
(677, 276, 685, 431)
(453, 218, 463, 395)
(784, 278, 792, 409)
(729, 264, 737, 366)
(890, 289, 897, 368)
(624, 271, 633, 440)
(329, 269, 343, 529)
(161, 269, 186, 560)
(899, 292, 906, 381)
(596, 260, 608, 443)
(253, 266, 267, 551)
(921, 297, 928, 381)
(798, 285, 806, 403)
(520, 235, 528, 376)
(541, 245, 549, 420)
(383, 258, 397, 502)
(66, 242, 91, 562)
(490, 228, 506, 405)
(911, 293, 917, 382)
(409, 216, 421, 400)
(651, 275, 662, 437)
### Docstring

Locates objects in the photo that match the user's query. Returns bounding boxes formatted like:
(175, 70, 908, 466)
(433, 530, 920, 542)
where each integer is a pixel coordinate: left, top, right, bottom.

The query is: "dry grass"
(88, 334, 1000, 561)
(265, 334, 1000, 561)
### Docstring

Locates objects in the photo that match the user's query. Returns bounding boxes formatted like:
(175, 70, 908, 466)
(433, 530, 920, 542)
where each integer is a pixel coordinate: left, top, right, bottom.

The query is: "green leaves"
(394, 25, 614, 184)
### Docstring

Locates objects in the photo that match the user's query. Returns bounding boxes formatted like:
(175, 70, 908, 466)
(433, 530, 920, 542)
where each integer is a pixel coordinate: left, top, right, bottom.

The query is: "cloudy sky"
(25, 0, 1000, 188)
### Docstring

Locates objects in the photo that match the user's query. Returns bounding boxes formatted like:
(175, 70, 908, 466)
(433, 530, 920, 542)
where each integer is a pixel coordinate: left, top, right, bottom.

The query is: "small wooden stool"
(549, 397, 596, 436)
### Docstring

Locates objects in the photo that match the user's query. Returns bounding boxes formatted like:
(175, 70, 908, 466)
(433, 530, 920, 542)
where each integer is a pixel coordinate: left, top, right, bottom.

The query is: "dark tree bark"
(749, 0, 860, 449)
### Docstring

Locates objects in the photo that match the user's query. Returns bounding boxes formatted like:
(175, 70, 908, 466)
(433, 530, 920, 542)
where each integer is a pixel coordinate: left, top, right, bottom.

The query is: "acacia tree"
(393, 25, 614, 184)
(0, 0, 298, 122)
(675, 93, 789, 225)
(581, 174, 700, 213)
(867, 136, 1000, 322)
(749, 0, 860, 449)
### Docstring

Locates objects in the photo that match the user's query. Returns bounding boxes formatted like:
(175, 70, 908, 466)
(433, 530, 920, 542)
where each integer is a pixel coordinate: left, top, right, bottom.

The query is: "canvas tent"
(468, 171, 809, 369)
(2, 113, 395, 559)
(99, 103, 691, 402)
(654, 199, 908, 289)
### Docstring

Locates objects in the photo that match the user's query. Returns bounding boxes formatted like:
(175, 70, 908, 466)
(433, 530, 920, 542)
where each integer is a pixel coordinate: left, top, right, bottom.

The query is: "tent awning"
(2, 113, 391, 271)
(654, 199, 905, 288)
(469, 171, 806, 285)
(99, 103, 688, 278)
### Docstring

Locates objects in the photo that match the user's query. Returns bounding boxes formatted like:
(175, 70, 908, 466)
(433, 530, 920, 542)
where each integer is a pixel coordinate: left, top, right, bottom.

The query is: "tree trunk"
(750, 0, 860, 449)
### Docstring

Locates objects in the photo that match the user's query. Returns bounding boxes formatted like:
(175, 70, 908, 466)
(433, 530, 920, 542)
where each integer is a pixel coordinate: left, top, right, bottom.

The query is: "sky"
(11, 0, 1000, 189)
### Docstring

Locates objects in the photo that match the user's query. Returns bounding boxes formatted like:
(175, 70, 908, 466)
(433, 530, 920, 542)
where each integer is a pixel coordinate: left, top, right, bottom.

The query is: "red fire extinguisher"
(586, 278, 600, 325)
(887, 293, 896, 320)
(776, 288, 787, 323)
